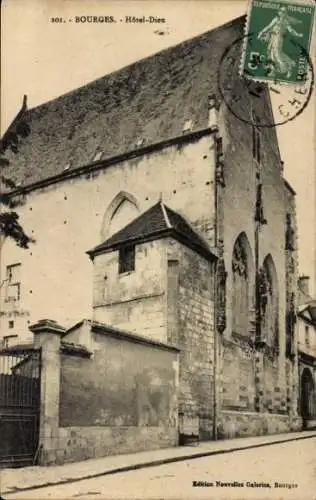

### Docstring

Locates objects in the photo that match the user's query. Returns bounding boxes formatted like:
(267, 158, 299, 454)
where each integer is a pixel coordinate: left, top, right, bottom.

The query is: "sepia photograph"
(0, 0, 315, 498)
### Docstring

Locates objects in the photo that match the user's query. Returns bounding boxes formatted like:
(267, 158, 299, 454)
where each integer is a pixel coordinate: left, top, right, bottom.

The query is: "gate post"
(29, 319, 65, 465)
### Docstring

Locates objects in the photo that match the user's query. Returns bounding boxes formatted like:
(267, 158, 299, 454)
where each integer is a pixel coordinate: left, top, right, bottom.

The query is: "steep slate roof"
(2, 17, 245, 188)
(87, 201, 217, 262)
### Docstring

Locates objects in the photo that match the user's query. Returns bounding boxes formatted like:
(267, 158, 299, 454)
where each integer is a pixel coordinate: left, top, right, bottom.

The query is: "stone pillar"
(29, 319, 65, 465)
(254, 351, 264, 413)
(166, 259, 180, 346)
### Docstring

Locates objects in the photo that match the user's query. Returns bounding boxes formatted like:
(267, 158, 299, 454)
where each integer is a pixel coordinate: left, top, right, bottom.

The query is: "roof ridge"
(4, 15, 246, 187)
(21, 16, 245, 115)
(160, 201, 172, 229)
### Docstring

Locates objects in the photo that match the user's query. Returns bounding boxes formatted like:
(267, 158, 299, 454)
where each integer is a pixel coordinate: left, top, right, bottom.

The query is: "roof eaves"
(10, 127, 215, 196)
(0, 343, 39, 355)
(87, 224, 217, 262)
(87, 228, 173, 257)
(60, 341, 92, 358)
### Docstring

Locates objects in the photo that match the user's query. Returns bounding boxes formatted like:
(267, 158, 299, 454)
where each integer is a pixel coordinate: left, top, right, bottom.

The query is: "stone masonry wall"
(57, 331, 178, 464)
(164, 239, 215, 440)
(218, 411, 294, 440)
(215, 61, 299, 434)
(92, 240, 167, 343)
(219, 84, 288, 360)
(221, 340, 256, 412)
(57, 426, 178, 464)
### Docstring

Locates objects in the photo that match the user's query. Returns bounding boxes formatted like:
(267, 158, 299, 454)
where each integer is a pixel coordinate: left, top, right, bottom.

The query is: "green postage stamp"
(240, 0, 315, 84)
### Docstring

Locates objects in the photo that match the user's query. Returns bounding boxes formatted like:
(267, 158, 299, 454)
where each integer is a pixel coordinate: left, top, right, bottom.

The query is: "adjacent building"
(297, 276, 316, 428)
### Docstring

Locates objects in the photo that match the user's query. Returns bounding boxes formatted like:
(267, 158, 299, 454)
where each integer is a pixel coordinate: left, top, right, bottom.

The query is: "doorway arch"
(300, 368, 315, 427)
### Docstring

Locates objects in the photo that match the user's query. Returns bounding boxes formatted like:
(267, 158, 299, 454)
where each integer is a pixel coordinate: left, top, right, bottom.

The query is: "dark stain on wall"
(59, 333, 178, 429)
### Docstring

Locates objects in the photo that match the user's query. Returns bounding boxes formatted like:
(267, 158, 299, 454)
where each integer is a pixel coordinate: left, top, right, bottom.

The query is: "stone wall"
(57, 426, 177, 464)
(218, 410, 297, 439)
(214, 66, 299, 433)
(57, 329, 179, 464)
(164, 240, 215, 439)
(93, 236, 216, 440)
(221, 341, 256, 412)
(92, 240, 167, 343)
(218, 86, 288, 359)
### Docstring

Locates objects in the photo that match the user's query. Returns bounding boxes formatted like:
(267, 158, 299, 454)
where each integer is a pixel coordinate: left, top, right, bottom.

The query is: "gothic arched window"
(260, 255, 279, 346)
(232, 233, 253, 336)
(100, 192, 139, 241)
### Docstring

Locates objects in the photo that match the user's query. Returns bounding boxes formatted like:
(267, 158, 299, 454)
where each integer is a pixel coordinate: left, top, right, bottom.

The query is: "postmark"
(240, 0, 315, 85)
(218, 33, 314, 127)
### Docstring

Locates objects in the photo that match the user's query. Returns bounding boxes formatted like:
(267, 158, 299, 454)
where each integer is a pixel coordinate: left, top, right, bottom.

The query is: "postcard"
(0, 0, 315, 499)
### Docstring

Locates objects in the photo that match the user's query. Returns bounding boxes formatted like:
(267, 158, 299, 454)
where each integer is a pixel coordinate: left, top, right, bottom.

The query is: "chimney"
(298, 276, 309, 296)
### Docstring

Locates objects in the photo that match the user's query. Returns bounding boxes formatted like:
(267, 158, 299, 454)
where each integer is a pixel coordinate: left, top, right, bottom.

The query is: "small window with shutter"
(5, 264, 21, 302)
(119, 245, 135, 274)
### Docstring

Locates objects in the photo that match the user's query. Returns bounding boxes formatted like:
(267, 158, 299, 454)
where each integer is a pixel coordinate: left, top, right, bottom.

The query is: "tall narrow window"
(5, 264, 21, 302)
(119, 245, 135, 274)
(232, 234, 253, 336)
(252, 126, 261, 163)
(260, 255, 279, 346)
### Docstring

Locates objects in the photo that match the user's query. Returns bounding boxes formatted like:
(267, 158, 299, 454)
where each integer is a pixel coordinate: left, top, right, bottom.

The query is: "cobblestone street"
(4, 437, 316, 500)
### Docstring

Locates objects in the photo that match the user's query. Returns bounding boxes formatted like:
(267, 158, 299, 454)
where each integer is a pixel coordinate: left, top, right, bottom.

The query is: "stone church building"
(0, 16, 303, 452)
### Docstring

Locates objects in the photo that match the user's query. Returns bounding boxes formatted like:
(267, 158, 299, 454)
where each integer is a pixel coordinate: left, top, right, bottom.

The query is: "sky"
(1, 0, 315, 294)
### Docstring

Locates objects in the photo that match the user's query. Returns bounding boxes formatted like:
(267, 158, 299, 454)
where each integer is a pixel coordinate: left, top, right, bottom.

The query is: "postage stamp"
(219, 33, 314, 127)
(240, 0, 315, 84)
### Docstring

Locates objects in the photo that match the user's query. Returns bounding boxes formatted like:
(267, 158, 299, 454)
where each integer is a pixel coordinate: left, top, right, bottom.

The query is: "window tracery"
(260, 256, 279, 347)
(100, 191, 139, 241)
(232, 235, 252, 335)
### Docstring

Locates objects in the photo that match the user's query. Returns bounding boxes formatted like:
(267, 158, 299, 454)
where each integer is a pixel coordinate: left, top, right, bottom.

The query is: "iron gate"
(0, 347, 41, 468)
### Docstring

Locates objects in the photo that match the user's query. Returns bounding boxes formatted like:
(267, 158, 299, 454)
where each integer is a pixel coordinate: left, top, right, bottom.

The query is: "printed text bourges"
(50, 16, 166, 24)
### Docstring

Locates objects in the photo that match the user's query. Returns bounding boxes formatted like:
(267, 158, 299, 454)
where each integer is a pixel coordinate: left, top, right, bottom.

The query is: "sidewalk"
(1, 430, 316, 495)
